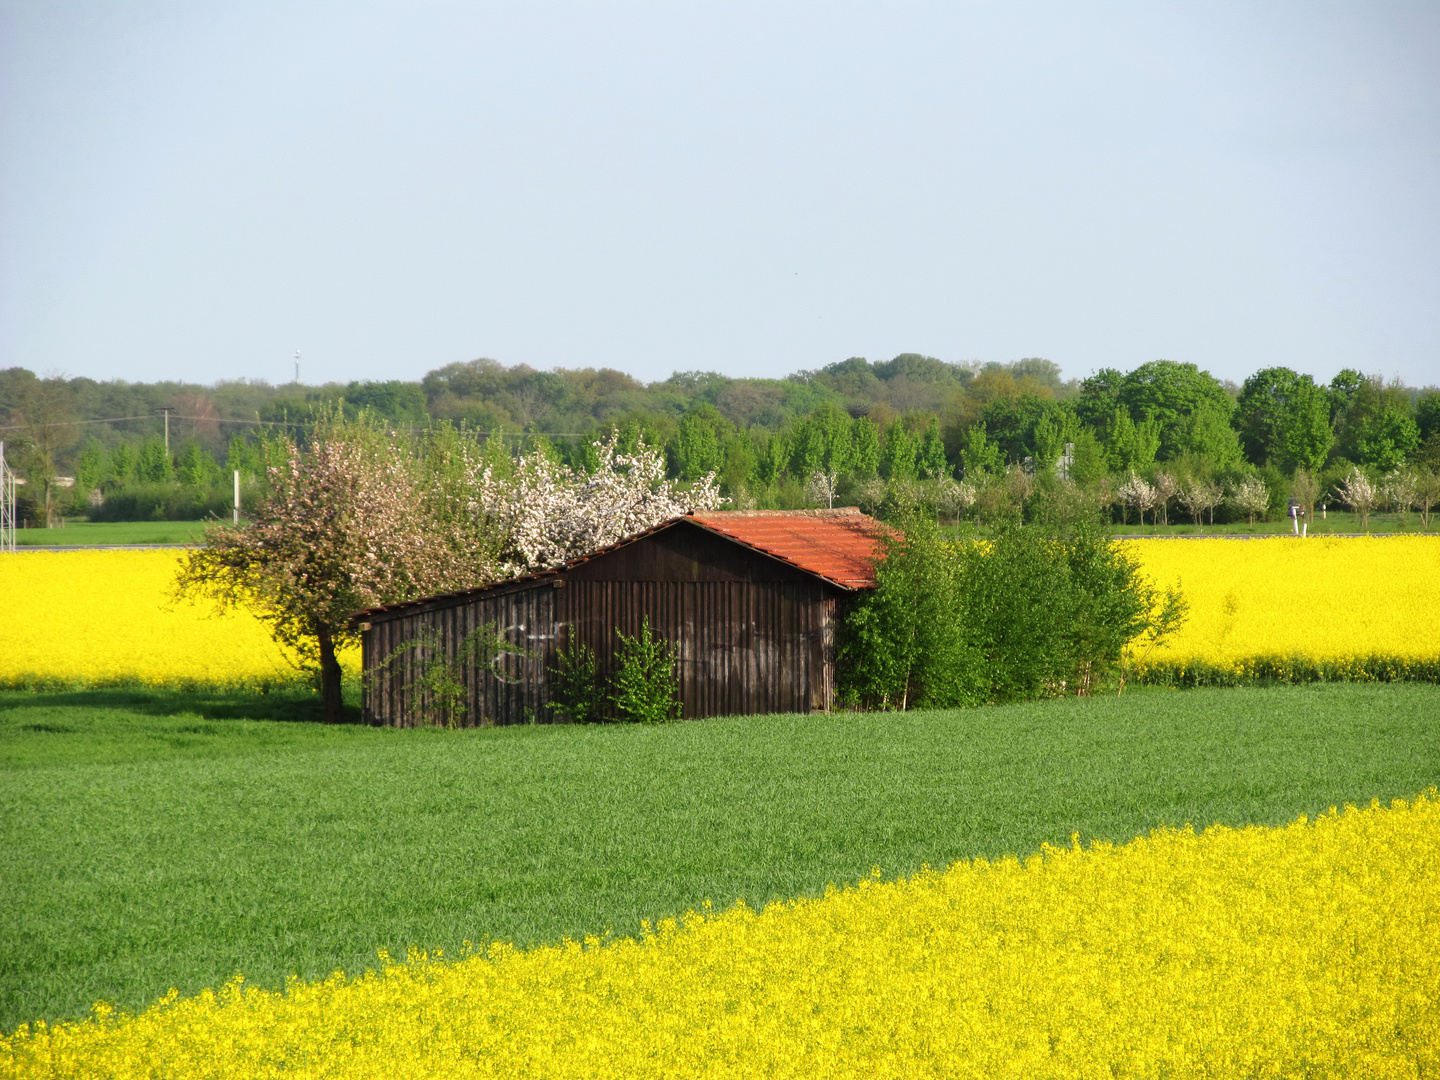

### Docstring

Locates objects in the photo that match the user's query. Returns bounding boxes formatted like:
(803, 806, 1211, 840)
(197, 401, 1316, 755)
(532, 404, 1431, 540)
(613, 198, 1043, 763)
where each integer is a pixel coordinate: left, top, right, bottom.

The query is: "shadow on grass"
(0, 686, 364, 725)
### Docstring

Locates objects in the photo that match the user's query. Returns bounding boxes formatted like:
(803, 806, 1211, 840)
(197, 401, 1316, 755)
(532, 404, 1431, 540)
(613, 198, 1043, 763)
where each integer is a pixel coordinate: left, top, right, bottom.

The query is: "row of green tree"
(3, 357, 1437, 526)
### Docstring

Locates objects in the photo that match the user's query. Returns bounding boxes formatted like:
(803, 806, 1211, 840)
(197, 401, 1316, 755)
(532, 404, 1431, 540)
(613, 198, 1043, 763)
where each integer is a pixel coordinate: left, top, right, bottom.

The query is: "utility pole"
(162, 409, 171, 454)
(0, 441, 15, 553)
(294, 348, 301, 384)
(234, 470, 240, 526)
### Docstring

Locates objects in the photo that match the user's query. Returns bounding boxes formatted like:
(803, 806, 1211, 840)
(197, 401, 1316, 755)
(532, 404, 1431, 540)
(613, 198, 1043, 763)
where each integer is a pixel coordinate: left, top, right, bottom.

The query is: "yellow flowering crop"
(1125, 536, 1440, 676)
(0, 551, 356, 689)
(5, 790, 1437, 1079)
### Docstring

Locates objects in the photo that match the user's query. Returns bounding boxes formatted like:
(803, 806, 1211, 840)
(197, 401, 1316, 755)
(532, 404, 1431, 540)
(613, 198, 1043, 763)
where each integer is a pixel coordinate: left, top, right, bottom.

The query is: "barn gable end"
(357, 510, 884, 726)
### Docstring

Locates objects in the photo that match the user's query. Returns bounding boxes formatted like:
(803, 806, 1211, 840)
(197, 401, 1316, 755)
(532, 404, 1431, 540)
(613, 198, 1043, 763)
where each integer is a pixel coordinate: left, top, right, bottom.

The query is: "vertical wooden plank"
(822, 595, 835, 712)
(381, 619, 392, 725)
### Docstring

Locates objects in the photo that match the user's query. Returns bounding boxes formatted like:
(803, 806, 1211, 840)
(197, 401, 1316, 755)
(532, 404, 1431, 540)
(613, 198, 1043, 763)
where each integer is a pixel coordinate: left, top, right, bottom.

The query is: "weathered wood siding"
(361, 578, 559, 727)
(361, 520, 843, 726)
(557, 579, 834, 719)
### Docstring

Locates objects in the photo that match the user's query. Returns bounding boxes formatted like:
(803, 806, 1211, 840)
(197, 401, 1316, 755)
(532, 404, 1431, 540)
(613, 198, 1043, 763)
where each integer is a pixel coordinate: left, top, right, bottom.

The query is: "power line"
(0, 414, 307, 432)
(0, 414, 154, 430)
(0, 413, 592, 437)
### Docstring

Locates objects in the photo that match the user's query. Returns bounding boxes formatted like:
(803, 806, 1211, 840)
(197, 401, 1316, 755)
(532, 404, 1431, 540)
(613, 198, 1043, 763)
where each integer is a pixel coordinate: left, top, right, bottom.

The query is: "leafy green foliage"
(975, 392, 1058, 464)
(916, 417, 949, 479)
(136, 437, 173, 483)
(838, 516, 983, 710)
(1416, 392, 1440, 445)
(957, 424, 1003, 478)
(549, 637, 602, 724)
(226, 436, 267, 481)
(88, 483, 235, 523)
(1116, 584, 1189, 694)
(1173, 399, 1245, 469)
(1235, 367, 1334, 473)
(672, 404, 728, 481)
(1101, 408, 1162, 473)
(848, 418, 881, 478)
(1031, 408, 1080, 476)
(341, 380, 429, 422)
(1083, 360, 1236, 461)
(177, 440, 220, 489)
(841, 511, 1174, 707)
(1356, 406, 1421, 471)
(878, 419, 918, 481)
(4, 353, 1433, 525)
(609, 617, 680, 723)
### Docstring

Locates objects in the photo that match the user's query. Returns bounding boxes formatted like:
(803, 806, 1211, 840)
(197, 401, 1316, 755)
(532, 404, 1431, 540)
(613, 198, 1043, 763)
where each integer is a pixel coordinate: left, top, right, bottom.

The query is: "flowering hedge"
(0, 551, 355, 690)
(6, 790, 1437, 1078)
(1126, 535, 1440, 683)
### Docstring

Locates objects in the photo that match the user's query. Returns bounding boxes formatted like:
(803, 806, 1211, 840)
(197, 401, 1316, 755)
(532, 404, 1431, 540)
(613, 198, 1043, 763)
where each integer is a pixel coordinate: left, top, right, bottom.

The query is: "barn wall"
(361, 523, 845, 727)
(558, 578, 835, 719)
(362, 581, 558, 727)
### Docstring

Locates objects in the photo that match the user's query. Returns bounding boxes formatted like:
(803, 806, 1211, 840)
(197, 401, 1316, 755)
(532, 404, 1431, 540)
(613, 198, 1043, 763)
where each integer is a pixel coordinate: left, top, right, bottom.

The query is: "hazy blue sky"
(2, 2, 1437, 388)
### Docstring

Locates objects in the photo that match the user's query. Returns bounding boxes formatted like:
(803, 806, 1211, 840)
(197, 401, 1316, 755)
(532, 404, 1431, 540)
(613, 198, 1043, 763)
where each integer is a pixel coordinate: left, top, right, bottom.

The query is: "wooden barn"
(353, 508, 886, 726)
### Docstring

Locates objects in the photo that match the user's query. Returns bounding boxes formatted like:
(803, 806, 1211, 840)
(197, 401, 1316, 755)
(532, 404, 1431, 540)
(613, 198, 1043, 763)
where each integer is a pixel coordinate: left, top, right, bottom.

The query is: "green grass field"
(3, 683, 1438, 1032)
(14, 520, 218, 546)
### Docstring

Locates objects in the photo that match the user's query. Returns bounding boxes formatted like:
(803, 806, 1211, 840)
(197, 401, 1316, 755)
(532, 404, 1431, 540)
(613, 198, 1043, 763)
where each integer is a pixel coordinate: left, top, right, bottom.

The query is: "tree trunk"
(318, 627, 345, 723)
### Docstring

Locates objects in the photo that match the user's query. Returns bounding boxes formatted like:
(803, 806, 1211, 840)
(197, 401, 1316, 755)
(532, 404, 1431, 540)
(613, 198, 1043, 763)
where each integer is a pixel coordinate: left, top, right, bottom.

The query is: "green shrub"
(837, 515, 984, 710)
(549, 637, 603, 723)
(840, 510, 1182, 708)
(609, 617, 680, 722)
(90, 483, 234, 522)
(1134, 655, 1440, 687)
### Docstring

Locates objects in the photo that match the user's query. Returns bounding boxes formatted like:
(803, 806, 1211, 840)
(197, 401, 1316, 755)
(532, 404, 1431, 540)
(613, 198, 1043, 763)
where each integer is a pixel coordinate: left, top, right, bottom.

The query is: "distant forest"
(2, 354, 1437, 526)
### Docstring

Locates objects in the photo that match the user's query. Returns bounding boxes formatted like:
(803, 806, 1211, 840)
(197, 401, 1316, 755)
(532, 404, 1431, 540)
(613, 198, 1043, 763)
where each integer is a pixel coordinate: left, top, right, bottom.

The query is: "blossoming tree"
(478, 431, 723, 576)
(176, 417, 720, 722)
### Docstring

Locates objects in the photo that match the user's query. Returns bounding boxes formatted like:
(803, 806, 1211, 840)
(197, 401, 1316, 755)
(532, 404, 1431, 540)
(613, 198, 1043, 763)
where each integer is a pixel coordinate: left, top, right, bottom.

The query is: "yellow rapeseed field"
(2, 538, 1434, 689)
(0, 550, 357, 689)
(5, 790, 1437, 1079)
(1125, 535, 1440, 674)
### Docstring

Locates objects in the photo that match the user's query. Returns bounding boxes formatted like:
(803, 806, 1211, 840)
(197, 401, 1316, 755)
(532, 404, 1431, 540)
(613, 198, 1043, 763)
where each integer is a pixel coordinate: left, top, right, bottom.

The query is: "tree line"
(2, 355, 1437, 528)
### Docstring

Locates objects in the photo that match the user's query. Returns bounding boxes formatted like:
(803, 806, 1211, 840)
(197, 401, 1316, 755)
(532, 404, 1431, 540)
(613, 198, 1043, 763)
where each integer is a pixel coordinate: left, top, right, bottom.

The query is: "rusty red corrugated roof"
(688, 508, 886, 589)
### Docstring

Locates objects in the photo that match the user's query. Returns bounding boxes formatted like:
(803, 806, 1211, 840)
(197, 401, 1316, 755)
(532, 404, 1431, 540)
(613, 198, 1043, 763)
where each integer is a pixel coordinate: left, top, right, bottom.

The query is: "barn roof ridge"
(350, 507, 886, 622)
(696, 507, 865, 517)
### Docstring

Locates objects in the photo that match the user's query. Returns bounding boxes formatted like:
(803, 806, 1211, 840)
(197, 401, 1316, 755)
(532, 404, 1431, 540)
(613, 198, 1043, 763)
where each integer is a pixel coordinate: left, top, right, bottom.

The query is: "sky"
(2, 1, 1438, 390)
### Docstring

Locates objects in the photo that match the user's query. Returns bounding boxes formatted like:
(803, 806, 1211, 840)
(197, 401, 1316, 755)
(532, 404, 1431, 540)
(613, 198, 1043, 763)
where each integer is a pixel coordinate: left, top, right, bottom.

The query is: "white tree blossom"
(1152, 472, 1179, 526)
(1230, 477, 1270, 525)
(932, 476, 976, 517)
(1178, 480, 1223, 528)
(177, 422, 721, 720)
(479, 431, 724, 576)
(852, 476, 887, 514)
(805, 470, 840, 509)
(176, 417, 487, 722)
(1383, 467, 1418, 524)
(1336, 467, 1379, 532)
(1119, 471, 1158, 526)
